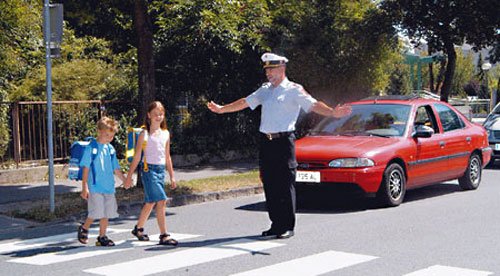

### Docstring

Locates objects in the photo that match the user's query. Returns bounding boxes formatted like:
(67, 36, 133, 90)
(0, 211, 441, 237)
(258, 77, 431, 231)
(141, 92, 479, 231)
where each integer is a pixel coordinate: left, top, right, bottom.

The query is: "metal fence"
(3, 101, 104, 164)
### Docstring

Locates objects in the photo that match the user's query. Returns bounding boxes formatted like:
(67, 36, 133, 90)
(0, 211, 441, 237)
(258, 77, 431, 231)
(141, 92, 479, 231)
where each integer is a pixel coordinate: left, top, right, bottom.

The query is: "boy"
(77, 116, 126, 246)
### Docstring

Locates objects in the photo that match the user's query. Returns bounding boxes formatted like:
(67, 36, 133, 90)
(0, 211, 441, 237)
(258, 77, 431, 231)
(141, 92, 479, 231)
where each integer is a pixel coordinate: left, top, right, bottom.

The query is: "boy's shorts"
(87, 193, 118, 219)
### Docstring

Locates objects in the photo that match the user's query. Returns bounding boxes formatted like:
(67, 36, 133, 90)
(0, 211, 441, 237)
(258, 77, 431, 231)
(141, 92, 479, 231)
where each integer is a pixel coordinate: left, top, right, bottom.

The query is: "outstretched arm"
(310, 101, 351, 118)
(207, 98, 249, 114)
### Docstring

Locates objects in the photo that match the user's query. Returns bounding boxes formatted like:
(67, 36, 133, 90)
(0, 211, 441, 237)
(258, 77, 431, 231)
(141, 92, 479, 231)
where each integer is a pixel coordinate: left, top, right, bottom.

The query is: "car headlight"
(328, 158, 375, 168)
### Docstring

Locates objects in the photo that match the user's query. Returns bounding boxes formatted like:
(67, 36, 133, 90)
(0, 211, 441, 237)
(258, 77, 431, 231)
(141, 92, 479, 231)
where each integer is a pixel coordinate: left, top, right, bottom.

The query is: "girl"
(124, 101, 178, 246)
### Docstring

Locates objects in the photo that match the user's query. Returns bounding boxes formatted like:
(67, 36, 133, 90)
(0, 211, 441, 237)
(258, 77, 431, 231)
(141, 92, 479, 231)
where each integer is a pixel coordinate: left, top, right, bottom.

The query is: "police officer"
(207, 53, 351, 239)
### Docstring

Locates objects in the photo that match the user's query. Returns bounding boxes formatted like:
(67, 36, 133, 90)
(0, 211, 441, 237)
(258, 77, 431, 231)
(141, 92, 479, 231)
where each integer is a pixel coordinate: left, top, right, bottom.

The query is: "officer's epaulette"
(261, 82, 272, 88)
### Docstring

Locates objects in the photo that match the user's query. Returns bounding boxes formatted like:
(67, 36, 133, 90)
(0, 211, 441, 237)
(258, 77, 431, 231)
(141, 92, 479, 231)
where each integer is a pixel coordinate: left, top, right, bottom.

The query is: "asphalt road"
(1, 162, 499, 275)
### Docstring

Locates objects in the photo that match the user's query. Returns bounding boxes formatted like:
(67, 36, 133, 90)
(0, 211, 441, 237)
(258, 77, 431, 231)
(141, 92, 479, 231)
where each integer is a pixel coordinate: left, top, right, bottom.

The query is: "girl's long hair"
(144, 101, 168, 132)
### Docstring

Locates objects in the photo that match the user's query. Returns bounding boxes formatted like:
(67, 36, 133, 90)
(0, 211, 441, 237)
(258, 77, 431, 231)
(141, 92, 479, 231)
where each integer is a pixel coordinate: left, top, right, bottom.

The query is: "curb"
(169, 186, 263, 207)
(0, 185, 263, 235)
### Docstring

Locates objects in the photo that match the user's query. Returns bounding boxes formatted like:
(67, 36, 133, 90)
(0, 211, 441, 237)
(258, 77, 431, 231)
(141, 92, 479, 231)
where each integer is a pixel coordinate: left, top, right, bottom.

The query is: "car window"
(310, 104, 411, 137)
(414, 105, 439, 133)
(434, 103, 465, 132)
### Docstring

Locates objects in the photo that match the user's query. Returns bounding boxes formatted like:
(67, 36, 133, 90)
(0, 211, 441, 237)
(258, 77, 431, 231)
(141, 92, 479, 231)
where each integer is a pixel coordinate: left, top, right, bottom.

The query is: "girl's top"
(143, 129, 169, 165)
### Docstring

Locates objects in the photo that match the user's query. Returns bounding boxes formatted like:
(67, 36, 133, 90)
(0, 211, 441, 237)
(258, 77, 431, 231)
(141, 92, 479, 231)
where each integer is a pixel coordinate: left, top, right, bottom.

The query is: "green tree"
(419, 50, 475, 98)
(153, 0, 272, 154)
(0, 0, 43, 160)
(9, 26, 137, 102)
(382, 0, 499, 102)
(266, 0, 399, 102)
(63, 0, 155, 122)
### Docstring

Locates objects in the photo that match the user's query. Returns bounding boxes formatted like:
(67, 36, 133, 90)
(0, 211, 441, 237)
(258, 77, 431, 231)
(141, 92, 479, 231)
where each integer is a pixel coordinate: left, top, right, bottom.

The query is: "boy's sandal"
(77, 225, 89, 244)
(132, 225, 150, 241)
(159, 233, 178, 246)
(96, 235, 115, 247)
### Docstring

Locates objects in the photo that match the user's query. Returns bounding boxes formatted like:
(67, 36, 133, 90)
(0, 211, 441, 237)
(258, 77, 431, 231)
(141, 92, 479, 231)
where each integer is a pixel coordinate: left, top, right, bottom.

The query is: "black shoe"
(131, 225, 150, 241)
(261, 229, 278, 239)
(95, 235, 115, 247)
(277, 230, 294, 239)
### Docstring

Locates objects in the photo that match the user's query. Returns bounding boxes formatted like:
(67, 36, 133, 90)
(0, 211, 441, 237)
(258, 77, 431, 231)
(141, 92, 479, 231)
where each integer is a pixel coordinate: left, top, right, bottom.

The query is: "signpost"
(43, 2, 63, 213)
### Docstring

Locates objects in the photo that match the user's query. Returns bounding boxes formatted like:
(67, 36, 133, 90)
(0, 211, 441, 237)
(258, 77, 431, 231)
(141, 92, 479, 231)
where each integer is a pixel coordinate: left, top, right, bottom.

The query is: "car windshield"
(310, 103, 411, 137)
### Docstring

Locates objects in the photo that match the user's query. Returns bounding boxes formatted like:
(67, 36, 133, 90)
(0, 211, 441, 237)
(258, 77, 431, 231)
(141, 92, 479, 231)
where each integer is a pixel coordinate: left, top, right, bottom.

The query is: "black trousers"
(259, 133, 297, 233)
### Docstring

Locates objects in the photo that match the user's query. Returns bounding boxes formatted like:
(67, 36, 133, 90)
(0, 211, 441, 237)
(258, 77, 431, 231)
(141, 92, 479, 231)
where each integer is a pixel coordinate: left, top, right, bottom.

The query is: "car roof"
(352, 95, 441, 106)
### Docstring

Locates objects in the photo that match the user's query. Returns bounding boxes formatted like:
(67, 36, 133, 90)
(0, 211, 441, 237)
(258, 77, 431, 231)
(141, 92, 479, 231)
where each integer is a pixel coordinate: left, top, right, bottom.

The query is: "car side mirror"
(412, 125, 434, 138)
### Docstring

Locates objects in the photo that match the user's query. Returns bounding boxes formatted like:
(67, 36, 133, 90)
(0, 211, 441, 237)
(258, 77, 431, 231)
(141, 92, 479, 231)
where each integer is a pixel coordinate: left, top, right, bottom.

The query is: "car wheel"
(458, 153, 482, 190)
(377, 163, 406, 207)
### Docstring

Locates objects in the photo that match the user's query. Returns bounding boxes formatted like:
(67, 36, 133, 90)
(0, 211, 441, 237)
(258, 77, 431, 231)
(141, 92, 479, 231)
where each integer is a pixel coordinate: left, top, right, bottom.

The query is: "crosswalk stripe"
(83, 239, 284, 276)
(404, 265, 493, 276)
(230, 250, 378, 276)
(7, 233, 200, 265)
(0, 228, 129, 255)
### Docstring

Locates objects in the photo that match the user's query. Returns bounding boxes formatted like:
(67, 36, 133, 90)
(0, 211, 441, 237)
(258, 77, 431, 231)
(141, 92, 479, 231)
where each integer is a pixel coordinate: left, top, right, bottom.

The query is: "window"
(434, 104, 465, 132)
(414, 105, 439, 133)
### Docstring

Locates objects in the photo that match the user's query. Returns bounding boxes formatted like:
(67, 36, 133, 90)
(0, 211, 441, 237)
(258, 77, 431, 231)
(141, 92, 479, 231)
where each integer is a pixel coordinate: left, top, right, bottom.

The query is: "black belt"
(263, 131, 293, 141)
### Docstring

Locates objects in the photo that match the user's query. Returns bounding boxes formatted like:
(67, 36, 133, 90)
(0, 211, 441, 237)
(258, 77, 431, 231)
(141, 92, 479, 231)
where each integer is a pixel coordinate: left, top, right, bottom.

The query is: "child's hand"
(124, 178, 132, 189)
(170, 178, 177, 189)
(80, 187, 89, 200)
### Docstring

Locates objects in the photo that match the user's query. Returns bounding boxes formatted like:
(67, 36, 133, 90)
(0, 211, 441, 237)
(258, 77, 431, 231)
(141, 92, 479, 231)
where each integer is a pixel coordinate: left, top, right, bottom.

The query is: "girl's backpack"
(126, 126, 149, 171)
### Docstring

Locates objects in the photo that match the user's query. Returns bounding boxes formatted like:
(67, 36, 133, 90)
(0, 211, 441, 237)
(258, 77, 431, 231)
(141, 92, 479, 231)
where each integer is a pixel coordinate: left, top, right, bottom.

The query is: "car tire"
(377, 163, 406, 207)
(458, 153, 482, 190)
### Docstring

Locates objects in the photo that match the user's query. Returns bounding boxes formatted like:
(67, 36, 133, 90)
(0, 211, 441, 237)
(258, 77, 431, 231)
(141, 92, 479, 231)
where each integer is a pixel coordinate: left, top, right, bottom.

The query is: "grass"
(3, 170, 260, 223)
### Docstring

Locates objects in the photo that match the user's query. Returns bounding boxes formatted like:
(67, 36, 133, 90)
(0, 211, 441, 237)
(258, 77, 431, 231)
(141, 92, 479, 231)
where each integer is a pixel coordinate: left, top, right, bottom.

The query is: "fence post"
(11, 102, 21, 166)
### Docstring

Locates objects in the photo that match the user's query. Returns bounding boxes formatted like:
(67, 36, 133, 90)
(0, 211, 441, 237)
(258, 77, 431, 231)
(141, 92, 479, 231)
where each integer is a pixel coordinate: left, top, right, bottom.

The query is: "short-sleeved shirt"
(245, 78, 317, 133)
(80, 142, 120, 194)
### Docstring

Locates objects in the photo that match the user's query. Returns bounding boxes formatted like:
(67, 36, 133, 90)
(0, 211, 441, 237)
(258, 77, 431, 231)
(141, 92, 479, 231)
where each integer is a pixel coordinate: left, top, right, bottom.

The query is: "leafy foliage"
(381, 0, 500, 101)
(267, 0, 399, 102)
(0, 0, 43, 160)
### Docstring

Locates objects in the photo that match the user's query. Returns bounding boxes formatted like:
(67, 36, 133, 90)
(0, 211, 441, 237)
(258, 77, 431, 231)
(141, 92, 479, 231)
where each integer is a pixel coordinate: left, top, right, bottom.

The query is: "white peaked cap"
(261, 53, 288, 68)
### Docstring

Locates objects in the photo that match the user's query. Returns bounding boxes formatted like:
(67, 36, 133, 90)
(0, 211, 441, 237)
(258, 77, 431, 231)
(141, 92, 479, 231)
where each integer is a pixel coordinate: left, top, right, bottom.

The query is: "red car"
(295, 95, 492, 206)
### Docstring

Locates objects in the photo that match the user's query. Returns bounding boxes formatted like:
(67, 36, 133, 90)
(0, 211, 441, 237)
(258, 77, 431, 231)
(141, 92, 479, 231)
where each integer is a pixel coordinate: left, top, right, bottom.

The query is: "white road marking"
(7, 233, 200, 265)
(83, 239, 284, 276)
(230, 250, 378, 276)
(0, 228, 129, 255)
(404, 265, 493, 276)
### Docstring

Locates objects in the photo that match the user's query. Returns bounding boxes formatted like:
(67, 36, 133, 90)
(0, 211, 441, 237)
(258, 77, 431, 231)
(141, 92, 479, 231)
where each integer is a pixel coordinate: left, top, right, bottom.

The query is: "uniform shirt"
(245, 78, 317, 133)
(80, 142, 120, 194)
(143, 129, 169, 165)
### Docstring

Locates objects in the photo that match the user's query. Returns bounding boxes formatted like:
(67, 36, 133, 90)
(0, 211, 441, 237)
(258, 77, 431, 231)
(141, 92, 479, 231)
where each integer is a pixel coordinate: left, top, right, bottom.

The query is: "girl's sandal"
(131, 225, 150, 241)
(159, 233, 178, 246)
(77, 225, 89, 244)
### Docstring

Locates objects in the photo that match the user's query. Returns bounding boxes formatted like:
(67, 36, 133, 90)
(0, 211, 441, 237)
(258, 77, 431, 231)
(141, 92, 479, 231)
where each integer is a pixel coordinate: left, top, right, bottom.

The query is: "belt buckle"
(266, 133, 273, 140)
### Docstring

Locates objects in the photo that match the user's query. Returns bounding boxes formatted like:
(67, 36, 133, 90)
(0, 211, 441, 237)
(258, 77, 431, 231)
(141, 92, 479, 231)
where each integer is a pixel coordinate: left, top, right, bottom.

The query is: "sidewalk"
(0, 160, 259, 234)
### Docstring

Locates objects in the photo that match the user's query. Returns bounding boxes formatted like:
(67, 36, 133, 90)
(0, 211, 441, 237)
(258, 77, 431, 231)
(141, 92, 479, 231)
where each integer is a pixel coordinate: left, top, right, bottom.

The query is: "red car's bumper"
(296, 165, 386, 194)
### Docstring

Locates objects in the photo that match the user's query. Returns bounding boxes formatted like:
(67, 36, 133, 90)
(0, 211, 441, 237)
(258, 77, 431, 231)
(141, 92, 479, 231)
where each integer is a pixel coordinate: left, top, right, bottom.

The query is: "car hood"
(483, 114, 500, 130)
(296, 135, 399, 160)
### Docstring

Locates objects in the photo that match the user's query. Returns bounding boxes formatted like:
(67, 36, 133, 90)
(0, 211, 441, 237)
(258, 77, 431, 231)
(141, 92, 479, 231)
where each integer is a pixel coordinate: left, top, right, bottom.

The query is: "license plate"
(496, 144, 500, 151)
(296, 171, 321, 183)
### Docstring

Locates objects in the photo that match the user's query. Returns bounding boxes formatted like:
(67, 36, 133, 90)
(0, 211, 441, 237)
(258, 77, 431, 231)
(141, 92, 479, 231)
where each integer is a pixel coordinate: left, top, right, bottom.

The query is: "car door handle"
(466, 137, 471, 142)
(439, 141, 446, 147)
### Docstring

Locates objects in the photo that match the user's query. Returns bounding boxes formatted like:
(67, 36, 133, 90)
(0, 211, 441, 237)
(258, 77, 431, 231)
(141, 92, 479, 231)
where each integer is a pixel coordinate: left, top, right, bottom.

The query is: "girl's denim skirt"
(140, 163, 168, 203)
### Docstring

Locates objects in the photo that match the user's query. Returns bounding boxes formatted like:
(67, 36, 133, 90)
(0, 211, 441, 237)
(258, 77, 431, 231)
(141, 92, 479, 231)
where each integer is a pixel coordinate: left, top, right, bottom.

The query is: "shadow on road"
(0, 183, 77, 204)
(236, 182, 464, 214)
(145, 234, 268, 255)
(484, 160, 500, 170)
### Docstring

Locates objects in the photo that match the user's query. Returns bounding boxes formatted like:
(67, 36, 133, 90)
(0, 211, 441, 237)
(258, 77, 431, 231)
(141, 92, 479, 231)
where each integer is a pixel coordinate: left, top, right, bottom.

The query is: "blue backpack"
(68, 137, 99, 181)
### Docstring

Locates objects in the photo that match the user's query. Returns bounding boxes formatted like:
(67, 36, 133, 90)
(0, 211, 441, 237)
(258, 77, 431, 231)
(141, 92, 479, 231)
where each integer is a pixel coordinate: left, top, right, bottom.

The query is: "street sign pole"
(43, 0, 55, 213)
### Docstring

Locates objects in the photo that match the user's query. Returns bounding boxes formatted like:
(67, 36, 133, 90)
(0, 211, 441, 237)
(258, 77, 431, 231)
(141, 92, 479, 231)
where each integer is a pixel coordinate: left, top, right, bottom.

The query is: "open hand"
(333, 104, 352, 118)
(207, 101, 223, 114)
